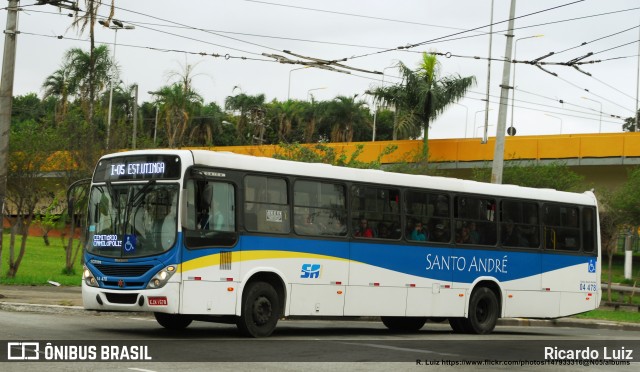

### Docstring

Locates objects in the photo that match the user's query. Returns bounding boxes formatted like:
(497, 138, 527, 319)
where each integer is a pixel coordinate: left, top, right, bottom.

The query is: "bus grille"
(94, 264, 154, 277)
(105, 293, 139, 304)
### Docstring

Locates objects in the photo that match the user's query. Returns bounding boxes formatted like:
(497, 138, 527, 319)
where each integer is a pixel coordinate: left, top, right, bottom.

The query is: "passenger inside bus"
(354, 218, 374, 238)
(409, 221, 427, 241)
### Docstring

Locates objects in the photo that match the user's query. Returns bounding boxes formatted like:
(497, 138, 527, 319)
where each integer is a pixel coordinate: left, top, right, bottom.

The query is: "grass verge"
(1, 233, 81, 286)
(573, 309, 640, 323)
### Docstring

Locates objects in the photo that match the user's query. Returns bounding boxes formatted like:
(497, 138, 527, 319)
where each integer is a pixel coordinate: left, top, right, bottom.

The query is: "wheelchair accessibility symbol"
(124, 234, 136, 254)
(588, 259, 596, 273)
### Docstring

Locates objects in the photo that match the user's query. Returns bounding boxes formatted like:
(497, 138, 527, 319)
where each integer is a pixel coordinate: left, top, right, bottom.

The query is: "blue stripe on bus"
(180, 235, 594, 283)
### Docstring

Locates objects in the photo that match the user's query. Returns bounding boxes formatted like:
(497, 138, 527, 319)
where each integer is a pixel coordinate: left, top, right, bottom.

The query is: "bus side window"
(582, 207, 596, 253)
(543, 204, 579, 251)
(454, 196, 496, 246)
(244, 175, 290, 234)
(184, 178, 237, 248)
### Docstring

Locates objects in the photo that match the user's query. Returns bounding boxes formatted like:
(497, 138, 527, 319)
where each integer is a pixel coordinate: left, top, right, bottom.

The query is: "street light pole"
(510, 35, 543, 134)
(288, 67, 308, 101)
(372, 64, 396, 142)
(582, 97, 602, 133)
(545, 113, 563, 134)
(102, 20, 134, 150)
(455, 103, 469, 138)
(307, 87, 326, 101)
(474, 109, 491, 137)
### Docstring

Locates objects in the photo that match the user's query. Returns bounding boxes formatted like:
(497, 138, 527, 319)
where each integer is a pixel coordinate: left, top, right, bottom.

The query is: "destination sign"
(93, 155, 182, 182)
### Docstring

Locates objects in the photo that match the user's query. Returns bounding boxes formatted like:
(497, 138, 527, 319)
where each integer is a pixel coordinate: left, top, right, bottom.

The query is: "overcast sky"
(2, 0, 639, 139)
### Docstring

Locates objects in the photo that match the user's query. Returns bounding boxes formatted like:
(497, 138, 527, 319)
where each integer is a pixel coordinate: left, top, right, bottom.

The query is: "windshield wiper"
(123, 180, 157, 238)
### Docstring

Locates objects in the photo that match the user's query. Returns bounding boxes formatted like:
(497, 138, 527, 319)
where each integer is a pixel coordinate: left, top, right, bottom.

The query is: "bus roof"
(102, 149, 597, 206)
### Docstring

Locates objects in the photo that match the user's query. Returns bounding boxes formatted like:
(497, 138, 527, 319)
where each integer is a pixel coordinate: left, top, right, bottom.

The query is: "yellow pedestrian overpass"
(212, 132, 640, 189)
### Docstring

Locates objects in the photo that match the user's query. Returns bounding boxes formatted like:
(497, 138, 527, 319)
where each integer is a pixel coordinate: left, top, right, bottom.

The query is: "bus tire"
(448, 317, 468, 333)
(236, 281, 280, 338)
(466, 287, 499, 334)
(154, 312, 192, 330)
(381, 316, 427, 332)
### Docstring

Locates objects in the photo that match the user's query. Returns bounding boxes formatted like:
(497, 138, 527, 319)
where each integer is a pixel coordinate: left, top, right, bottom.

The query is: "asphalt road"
(1, 310, 639, 371)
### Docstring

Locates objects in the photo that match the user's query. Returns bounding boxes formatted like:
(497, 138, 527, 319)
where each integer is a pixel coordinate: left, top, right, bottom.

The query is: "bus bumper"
(82, 281, 180, 314)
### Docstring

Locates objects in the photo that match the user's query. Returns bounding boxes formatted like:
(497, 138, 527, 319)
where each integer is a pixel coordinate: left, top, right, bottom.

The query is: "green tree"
(623, 110, 638, 132)
(472, 161, 585, 192)
(71, 0, 115, 125)
(42, 67, 73, 123)
(274, 142, 397, 169)
(63, 45, 113, 125)
(224, 92, 266, 144)
(101, 83, 138, 149)
(11, 94, 47, 128)
(370, 53, 475, 159)
(188, 102, 225, 146)
(371, 109, 396, 141)
(598, 166, 640, 302)
(3, 122, 60, 278)
(154, 82, 203, 148)
(597, 191, 625, 301)
(318, 95, 371, 143)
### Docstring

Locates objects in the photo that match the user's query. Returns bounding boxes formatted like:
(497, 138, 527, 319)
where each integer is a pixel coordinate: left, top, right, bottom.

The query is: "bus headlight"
(146, 265, 177, 289)
(82, 265, 99, 287)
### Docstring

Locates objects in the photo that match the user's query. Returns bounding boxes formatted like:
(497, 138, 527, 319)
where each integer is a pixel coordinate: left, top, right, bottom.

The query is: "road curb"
(497, 317, 640, 332)
(0, 302, 86, 315)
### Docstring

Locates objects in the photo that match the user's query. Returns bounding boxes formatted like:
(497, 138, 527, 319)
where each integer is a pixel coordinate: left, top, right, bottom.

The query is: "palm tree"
(189, 102, 224, 146)
(155, 82, 203, 148)
(42, 67, 72, 122)
(370, 53, 476, 160)
(71, 0, 116, 125)
(224, 93, 266, 144)
(320, 95, 371, 143)
(63, 45, 113, 121)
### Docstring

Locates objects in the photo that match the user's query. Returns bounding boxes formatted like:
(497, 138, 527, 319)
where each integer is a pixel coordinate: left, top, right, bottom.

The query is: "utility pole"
(490, 0, 516, 184)
(0, 0, 20, 256)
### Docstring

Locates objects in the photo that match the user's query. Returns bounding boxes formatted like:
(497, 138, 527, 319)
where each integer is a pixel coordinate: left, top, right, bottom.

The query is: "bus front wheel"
(237, 281, 280, 338)
(154, 312, 192, 330)
(381, 316, 427, 332)
(465, 287, 499, 334)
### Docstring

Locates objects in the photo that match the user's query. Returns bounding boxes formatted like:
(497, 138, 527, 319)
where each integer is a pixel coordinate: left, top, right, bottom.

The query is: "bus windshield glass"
(86, 182, 179, 258)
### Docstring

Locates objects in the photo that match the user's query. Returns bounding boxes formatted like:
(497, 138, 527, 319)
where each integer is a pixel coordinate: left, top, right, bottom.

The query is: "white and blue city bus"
(79, 149, 601, 337)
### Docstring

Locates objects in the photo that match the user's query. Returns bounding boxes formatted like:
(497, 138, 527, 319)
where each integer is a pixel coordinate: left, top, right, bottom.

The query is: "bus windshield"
(86, 182, 179, 258)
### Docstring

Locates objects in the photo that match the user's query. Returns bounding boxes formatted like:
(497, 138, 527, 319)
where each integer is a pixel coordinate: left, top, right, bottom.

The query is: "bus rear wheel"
(381, 316, 427, 332)
(154, 312, 192, 330)
(465, 287, 499, 334)
(236, 282, 280, 338)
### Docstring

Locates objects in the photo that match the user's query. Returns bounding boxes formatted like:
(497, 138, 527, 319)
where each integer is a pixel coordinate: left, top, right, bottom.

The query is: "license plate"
(148, 296, 168, 306)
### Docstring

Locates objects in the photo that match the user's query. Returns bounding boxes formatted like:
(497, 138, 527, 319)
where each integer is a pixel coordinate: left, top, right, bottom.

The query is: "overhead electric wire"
(18, 0, 640, 124)
(464, 95, 623, 126)
(340, 0, 586, 62)
(552, 25, 639, 56)
(19, 31, 277, 63)
(466, 89, 625, 120)
(241, 0, 481, 32)
(110, 3, 283, 56)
